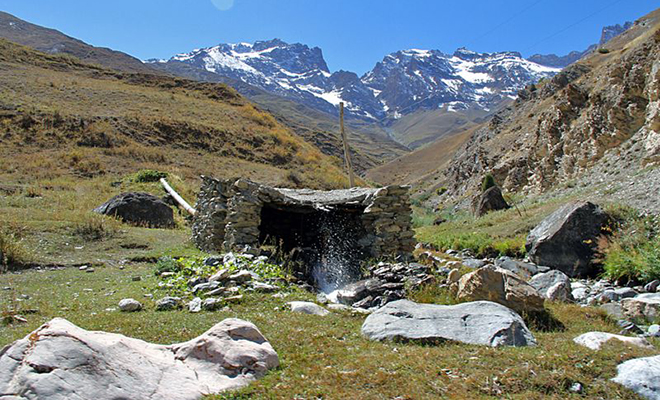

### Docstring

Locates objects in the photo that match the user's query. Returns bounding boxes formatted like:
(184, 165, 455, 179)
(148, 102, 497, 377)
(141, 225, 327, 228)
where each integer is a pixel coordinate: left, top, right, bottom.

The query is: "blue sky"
(0, 0, 655, 75)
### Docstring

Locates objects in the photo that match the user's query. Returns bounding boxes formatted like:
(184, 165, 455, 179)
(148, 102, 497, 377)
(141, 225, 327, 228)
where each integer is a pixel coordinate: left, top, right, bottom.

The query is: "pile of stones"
(329, 262, 434, 310)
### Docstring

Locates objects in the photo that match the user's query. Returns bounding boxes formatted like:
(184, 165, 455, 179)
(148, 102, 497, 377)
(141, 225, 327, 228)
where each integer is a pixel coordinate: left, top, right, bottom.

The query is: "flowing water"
(310, 211, 362, 301)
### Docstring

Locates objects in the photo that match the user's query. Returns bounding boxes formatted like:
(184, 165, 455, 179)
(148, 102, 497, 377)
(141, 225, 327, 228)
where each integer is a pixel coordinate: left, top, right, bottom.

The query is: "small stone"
(648, 324, 660, 337)
(202, 298, 223, 311)
(251, 282, 278, 292)
(569, 382, 583, 393)
(118, 298, 142, 312)
(188, 297, 202, 313)
(447, 268, 461, 283)
(192, 281, 220, 294)
(85, 268, 95, 273)
(160, 272, 175, 278)
(229, 270, 255, 284)
(79, 266, 88, 271)
(209, 268, 231, 282)
(132, 276, 142, 282)
(614, 287, 638, 299)
(574, 331, 653, 350)
(287, 301, 330, 316)
(155, 297, 181, 311)
(644, 280, 660, 293)
(224, 295, 244, 303)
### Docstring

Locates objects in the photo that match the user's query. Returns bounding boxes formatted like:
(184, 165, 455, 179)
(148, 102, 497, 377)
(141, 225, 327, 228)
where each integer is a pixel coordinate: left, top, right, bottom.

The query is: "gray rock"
(648, 324, 660, 337)
(529, 270, 572, 301)
(94, 192, 174, 228)
(472, 186, 510, 217)
(495, 257, 539, 279)
(615, 287, 638, 299)
(361, 300, 536, 347)
(462, 258, 487, 269)
(287, 301, 330, 316)
(0, 317, 278, 399)
(600, 303, 625, 320)
(622, 293, 660, 321)
(336, 279, 380, 305)
(192, 281, 220, 294)
(644, 280, 660, 293)
(155, 297, 181, 311)
(118, 298, 142, 312)
(447, 268, 461, 283)
(597, 290, 618, 304)
(573, 331, 653, 350)
(229, 270, 255, 284)
(209, 268, 231, 282)
(572, 287, 590, 302)
(188, 297, 202, 313)
(251, 282, 279, 292)
(612, 355, 660, 399)
(202, 298, 224, 311)
(525, 201, 608, 277)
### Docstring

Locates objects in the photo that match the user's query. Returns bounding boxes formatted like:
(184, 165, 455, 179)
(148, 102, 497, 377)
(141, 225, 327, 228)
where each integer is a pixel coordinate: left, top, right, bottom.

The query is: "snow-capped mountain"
(149, 39, 559, 122)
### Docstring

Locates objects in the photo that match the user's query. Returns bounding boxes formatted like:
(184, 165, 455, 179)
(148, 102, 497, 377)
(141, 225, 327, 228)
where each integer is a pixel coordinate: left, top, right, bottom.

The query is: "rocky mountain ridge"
(149, 41, 559, 124)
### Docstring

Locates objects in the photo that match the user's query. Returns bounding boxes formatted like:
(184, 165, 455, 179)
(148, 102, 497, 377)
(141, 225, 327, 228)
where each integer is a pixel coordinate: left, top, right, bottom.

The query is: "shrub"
(73, 214, 119, 241)
(598, 48, 610, 54)
(0, 231, 30, 271)
(481, 173, 496, 192)
(133, 169, 168, 183)
(154, 256, 179, 276)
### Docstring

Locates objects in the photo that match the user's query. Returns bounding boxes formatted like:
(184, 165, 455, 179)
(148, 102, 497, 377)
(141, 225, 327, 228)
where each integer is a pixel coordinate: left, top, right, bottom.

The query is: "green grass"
(1, 263, 657, 399)
(602, 204, 660, 284)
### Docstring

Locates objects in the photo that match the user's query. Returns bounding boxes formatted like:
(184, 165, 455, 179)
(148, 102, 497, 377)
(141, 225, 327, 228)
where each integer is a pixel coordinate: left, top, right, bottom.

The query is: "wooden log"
(339, 102, 356, 188)
(160, 178, 196, 216)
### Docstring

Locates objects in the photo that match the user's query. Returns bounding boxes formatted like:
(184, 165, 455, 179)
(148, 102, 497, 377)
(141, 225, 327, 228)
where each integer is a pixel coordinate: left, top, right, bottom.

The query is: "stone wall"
(192, 177, 415, 259)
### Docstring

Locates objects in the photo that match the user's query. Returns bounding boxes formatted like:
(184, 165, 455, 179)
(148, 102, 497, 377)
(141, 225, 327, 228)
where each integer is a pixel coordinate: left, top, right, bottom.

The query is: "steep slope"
(437, 10, 660, 204)
(0, 39, 349, 189)
(0, 11, 155, 73)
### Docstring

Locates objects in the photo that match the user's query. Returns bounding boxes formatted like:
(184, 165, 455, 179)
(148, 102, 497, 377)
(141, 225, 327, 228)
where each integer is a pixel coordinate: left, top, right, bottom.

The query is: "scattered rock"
(447, 268, 461, 283)
(202, 298, 223, 311)
(192, 281, 220, 294)
(132, 276, 142, 282)
(525, 201, 608, 277)
(472, 186, 510, 217)
(188, 297, 202, 313)
(622, 293, 660, 321)
(361, 300, 536, 347)
(287, 301, 330, 316)
(94, 192, 174, 228)
(209, 268, 231, 282)
(251, 282, 278, 292)
(0, 318, 278, 399)
(462, 258, 487, 269)
(456, 265, 545, 314)
(614, 287, 638, 299)
(648, 324, 660, 337)
(612, 355, 660, 399)
(573, 331, 653, 350)
(600, 303, 625, 320)
(155, 297, 181, 311)
(229, 270, 255, 284)
(118, 298, 142, 312)
(569, 382, 583, 394)
(495, 257, 541, 279)
(644, 280, 660, 293)
(529, 270, 573, 301)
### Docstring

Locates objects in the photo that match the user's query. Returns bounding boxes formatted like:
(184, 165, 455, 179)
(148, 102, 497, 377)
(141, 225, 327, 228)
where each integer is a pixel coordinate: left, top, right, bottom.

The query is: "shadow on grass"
(522, 309, 566, 332)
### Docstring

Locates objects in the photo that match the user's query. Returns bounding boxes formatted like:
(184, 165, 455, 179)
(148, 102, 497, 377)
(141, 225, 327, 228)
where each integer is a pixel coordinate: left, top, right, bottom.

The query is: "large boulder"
(0, 318, 278, 400)
(526, 201, 608, 277)
(361, 300, 536, 347)
(94, 192, 174, 228)
(529, 270, 574, 302)
(472, 186, 510, 217)
(612, 355, 660, 399)
(456, 265, 545, 314)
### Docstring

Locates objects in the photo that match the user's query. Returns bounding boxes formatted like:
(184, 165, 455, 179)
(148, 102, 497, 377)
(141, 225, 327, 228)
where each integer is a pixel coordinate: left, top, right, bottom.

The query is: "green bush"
(133, 169, 168, 183)
(0, 231, 30, 271)
(602, 204, 660, 283)
(154, 256, 179, 276)
(598, 48, 610, 54)
(481, 173, 496, 192)
(72, 214, 119, 241)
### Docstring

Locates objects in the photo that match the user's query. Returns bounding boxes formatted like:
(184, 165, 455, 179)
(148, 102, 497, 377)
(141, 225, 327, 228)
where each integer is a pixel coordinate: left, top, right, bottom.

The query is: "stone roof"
(272, 187, 378, 206)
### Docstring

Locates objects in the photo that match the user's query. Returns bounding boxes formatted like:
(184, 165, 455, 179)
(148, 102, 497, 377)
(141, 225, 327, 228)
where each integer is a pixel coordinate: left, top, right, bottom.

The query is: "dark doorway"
(258, 203, 368, 290)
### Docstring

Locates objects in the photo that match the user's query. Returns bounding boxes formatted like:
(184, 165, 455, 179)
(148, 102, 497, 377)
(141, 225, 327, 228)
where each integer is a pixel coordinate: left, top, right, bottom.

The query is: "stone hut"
(191, 176, 416, 262)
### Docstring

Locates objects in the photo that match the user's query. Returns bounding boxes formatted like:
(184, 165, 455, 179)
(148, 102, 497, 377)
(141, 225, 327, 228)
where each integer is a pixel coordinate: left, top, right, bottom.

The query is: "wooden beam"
(339, 102, 356, 188)
(160, 178, 196, 216)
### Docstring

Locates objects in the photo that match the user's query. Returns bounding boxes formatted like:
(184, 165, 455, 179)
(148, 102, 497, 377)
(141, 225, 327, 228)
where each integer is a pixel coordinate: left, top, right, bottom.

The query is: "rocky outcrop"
(612, 355, 660, 399)
(361, 300, 536, 347)
(441, 15, 660, 200)
(94, 192, 174, 228)
(472, 186, 510, 217)
(526, 201, 608, 277)
(622, 293, 660, 321)
(0, 318, 278, 400)
(456, 265, 545, 314)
